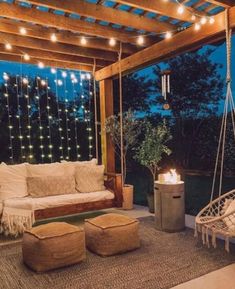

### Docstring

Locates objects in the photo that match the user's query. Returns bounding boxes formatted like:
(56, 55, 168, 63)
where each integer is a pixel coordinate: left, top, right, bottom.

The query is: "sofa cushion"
(0, 163, 28, 201)
(62, 159, 98, 175)
(26, 163, 65, 177)
(27, 175, 76, 197)
(75, 165, 105, 193)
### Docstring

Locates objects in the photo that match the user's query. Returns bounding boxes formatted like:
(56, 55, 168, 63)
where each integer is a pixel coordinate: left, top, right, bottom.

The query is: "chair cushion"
(23, 222, 86, 272)
(85, 213, 140, 256)
(27, 174, 76, 197)
(75, 165, 105, 193)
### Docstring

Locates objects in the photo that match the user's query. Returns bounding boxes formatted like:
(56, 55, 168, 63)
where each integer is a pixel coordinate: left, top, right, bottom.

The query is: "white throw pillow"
(223, 199, 235, 231)
(62, 159, 98, 175)
(26, 162, 65, 177)
(0, 163, 28, 201)
(75, 165, 105, 193)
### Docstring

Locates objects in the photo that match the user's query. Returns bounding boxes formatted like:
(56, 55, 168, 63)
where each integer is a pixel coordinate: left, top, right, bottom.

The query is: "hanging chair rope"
(92, 58, 99, 161)
(118, 42, 124, 185)
(210, 9, 232, 203)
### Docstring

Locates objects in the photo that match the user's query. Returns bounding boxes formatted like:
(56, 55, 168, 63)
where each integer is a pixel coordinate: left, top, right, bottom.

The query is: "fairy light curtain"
(0, 66, 96, 164)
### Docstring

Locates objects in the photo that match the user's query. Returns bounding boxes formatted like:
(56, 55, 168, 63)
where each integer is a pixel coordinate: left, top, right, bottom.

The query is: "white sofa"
(0, 159, 122, 236)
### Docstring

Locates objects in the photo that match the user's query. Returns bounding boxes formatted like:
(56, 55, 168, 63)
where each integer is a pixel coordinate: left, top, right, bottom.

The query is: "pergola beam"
(0, 19, 137, 55)
(95, 7, 235, 81)
(0, 2, 154, 45)
(0, 53, 93, 72)
(0, 45, 108, 67)
(26, 0, 174, 33)
(0, 32, 117, 62)
(206, 0, 234, 7)
(114, 0, 204, 23)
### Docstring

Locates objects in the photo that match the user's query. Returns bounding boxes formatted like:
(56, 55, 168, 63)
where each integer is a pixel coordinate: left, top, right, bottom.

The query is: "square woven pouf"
(22, 222, 86, 272)
(85, 213, 140, 256)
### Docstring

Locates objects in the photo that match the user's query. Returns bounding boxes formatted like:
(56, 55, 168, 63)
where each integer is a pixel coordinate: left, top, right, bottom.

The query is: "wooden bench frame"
(34, 172, 123, 220)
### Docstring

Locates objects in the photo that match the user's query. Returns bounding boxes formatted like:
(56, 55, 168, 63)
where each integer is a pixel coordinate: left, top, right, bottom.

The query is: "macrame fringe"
(0, 207, 35, 237)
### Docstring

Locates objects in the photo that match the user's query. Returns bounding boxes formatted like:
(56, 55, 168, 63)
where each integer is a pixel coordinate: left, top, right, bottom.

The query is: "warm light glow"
(62, 71, 67, 78)
(80, 36, 87, 45)
(3, 73, 9, 80)
(23, 54, 30, 61)
(177, 5, 184, 15)
(191, 14, 196, 21)
(41, 79, 46, 86)
(38, 62, 44, 69)
(109, 38, 116, 46)
(209, 17, 215, 24)
(200, 16, 207, 25)
(5, 43, 12, 50)
(51, 68, 57, 74)
(57, 79, 63, 86)
(165, 31, 172, 39)
(137, 35, 144, 45)
(194, 23, 201, 31)
(22, 78, 28, 84)
(50, 33, 57, 42)
(19, 27, 27, 35)
(162, 169, 180, 184)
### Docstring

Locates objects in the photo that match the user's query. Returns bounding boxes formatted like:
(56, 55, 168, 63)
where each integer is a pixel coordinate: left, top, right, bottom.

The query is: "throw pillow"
(75, 165, 105, 193)
(26, 162, 65, 177)
(27, 175, 76, 197)
(62, 159, 98, 175)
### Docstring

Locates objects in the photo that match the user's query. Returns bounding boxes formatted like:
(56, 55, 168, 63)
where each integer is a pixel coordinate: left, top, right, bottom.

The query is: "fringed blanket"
(0, 199, 35, 237)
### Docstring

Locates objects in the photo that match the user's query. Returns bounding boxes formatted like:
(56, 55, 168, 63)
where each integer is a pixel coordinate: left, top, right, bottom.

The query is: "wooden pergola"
(0, 0, 235, 172)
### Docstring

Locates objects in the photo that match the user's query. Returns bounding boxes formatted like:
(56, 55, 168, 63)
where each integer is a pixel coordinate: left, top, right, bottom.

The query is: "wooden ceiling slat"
(0, 2, 144, 45)
(0, 19, 137, 55)
(0, 44, 108, 67)
(206, 0, 234, 7)
(0, 32, 117, 62)
(26, 0, 175, 33)
(0, 53, 93, 71)
(113, 0, 205, 23)
(95, 7, 235, 81)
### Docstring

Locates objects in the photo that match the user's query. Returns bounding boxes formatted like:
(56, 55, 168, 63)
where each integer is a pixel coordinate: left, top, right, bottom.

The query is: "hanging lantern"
(161, 70, 171, 110)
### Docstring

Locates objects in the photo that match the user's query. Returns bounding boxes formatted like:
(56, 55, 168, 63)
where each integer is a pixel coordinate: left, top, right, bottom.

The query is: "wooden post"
(99, 78, 115, 172)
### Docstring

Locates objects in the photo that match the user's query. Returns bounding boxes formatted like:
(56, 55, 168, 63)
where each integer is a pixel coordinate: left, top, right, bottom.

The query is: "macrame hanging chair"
(195, 9, 235, 252)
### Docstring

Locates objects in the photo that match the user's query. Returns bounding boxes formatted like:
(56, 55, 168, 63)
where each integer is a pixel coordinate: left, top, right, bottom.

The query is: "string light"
(200, 17, 207, 25)
(80, 36, 87, 45)
(23, 54, 30, 61)
(62, 71, 67, 78)
(3, 73, 14, 162)
(87, 75, 93, 159)
(109, 38, 116, 47)
(165, 31, 172, 39)
(177, 5, 184, 15)
(25, 76, 33, 161)
(51, 68, 57, 74)
(38, 62, 44, 69)
(194, 23, 201, 31)
(19, 27, 27, 35)
(209, 17, 215, 24)
(5, 43, 12, 50)
(50, 33, 57, 42)
(137, 35, 144, 46)
(45, 78, 53, 162)
(36, 77, 45, 162)
(18, 75, 25, 160)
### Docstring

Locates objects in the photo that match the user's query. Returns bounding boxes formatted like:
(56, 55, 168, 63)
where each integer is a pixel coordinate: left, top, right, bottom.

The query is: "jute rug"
(0, 216, 234, 289)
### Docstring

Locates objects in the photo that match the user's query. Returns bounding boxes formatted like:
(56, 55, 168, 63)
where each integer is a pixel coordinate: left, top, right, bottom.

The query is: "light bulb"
(3, 73, 9, 80)
(51, 68, 57, 74)
(38, 62, 44, 69)
(22, 78, 28, 84)
(109, 38, 116, 46)
(71, 72, 75, 79)
(62, 71, 67, 78)
(194, 23, 201, 31)
(19, 27, 27, 35)
(177, 5, 184, 14)
(5, 43, 12, 50)
(191, 14, 196, 21)
(41, 79, 46, 86)
(80, 37, 87, 45)
(23, 54, 30, 61)
(57, 79, 63, 86)
(137, 35, 144, 45)
(200, 17, 207, 25)
(50, 33, 57, 42)
(81, 74, 85, 80)
(209, 17, 215, 24)
(86, 73, 91, 80)
(165, 31, 172, 39)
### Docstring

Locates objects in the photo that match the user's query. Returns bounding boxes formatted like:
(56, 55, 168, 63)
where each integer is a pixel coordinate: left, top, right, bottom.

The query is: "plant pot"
(147, 194, 155, 213)
(122, 184, 134, 210)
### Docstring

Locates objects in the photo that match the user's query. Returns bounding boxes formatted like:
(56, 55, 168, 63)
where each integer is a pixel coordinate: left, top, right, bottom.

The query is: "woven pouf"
(22, 222, 86, 272)
(85, 213, 140, 256)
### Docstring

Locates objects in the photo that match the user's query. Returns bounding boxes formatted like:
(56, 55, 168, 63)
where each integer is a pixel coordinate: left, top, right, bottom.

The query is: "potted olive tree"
(104, 110, 141, 209)
(135, 121, 172, 213)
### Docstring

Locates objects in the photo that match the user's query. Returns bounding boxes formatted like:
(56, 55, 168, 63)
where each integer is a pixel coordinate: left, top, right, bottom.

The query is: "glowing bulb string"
(54, 69, 64, 160)
(25, 76, 33, 161)
(3, 74, 14, 163)
(62, 72, 71, 160)
(71, 76, 80, 160)
(88, 74, 93, 159)
(36, 77, 45, 162)
(45, 78, 53, 162)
